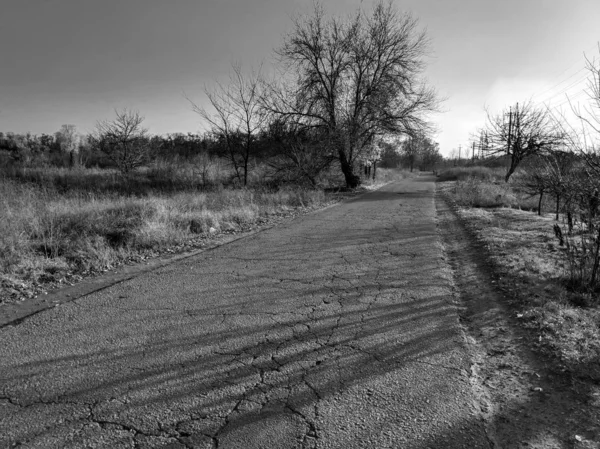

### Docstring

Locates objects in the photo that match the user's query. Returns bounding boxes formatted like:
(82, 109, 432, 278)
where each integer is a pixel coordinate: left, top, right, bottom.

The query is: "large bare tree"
(265, 1, 439, 188)
(190, 64, 266, 186)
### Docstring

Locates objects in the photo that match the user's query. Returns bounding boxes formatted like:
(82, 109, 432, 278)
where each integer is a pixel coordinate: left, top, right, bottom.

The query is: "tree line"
(1, 1, 442, 187)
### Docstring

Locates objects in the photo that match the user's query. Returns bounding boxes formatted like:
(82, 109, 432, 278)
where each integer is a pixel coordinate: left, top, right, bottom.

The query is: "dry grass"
(437, 166, 504, 182)
(0, 176, 329, 302)
(0, 164, 409, 302)
(450, 177, 517, 208)
(4, 157, 230, 195)
(362, 167, 415, 190)
(440, 169, 552, 213)
(443, 196, 600, 381)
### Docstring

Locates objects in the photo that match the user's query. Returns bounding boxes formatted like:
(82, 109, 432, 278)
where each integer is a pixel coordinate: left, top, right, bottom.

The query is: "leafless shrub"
(550, 46, 600, 294)
(92, 109, 155, 174)
(189, 64, 267, 186)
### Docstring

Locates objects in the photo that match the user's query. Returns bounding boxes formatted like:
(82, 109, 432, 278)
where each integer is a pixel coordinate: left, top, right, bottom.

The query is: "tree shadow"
(2, 182, 588, 448)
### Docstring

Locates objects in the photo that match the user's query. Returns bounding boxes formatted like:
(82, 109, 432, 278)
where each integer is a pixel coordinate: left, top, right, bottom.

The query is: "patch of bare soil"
(436, 189, 600, 449)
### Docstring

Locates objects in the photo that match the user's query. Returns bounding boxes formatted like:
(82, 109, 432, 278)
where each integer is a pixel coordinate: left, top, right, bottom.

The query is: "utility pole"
(506, 105, 514, 172)
(506, 106, 513, 156)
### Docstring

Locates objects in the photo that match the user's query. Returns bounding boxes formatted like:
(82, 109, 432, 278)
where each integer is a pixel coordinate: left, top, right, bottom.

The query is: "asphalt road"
(1, 175, 491, 449)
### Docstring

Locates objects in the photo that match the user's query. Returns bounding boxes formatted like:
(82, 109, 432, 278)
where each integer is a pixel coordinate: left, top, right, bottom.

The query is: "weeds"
(439, 169, 600, 379)
(0, 175, 331, 301)
(451, 177, 516, 208)
(0, 164, 407, 302)
(447, 204, 600, 380)
(437, 166, 504, 182)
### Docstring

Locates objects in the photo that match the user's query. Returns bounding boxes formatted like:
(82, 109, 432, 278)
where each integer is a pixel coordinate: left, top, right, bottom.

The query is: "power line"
(547, 90, 589, 111)
(530, 42, 598, 99)
(536, 73, 590, 104)
(531, 66, 588, 100)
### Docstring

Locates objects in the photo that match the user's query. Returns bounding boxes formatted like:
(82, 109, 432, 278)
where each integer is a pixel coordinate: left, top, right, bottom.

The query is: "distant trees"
(92, 109, 154, 174)
(263, 1, 439, 187)
(55, 124, 80, 166)
(2, 2, 442, 189)
(378, 140, 403, 168)
(420, 140, 442, 171)
(401, 133, 438, 172)
(402, 137, 421, 172)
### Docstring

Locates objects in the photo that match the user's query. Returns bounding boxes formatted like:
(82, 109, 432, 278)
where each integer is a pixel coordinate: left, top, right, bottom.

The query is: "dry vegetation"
(438, 167, 600, 381)
(0, 163, 408, 304)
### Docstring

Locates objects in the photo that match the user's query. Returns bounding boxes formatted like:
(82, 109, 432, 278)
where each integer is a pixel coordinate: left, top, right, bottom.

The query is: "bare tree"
(567, 45, 600, 172)
(93, 109, 153, 174)
(190, 64, 266, 186)
(264, 1, 439, 188)
(265, 117, 336, 186)
(518, 151, 576, 217)
(485, 101, 564, 181)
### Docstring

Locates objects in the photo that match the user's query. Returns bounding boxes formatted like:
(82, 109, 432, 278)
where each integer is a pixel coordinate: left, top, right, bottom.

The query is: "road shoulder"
(436, 187, 600, 449)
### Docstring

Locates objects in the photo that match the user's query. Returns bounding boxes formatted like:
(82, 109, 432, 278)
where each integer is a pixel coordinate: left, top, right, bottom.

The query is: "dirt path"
(1, 175, 493, 448)
(436, 190, 600, 449)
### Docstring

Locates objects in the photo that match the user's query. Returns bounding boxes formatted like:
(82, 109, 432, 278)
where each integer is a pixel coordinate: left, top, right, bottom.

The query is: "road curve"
(1, 175, 490, 448)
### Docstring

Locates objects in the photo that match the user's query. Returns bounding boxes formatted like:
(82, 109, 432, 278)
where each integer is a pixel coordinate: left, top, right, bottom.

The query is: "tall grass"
(437, 166, 505, 182)
(0, 173, 328, 296)
(365, 167, 413, 185)
(450, 177, 517, 208)
(1, 161, 407, 298)
(439, 165, 600, 300)
(440, 166, 550, 211)
(4, 156, 230, 195)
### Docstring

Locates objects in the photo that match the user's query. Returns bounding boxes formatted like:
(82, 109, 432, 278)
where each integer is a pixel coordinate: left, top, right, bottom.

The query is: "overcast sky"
(1, 0, 599, 156)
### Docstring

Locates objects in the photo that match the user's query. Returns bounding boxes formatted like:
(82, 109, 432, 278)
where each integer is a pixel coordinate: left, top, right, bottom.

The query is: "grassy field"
(0, 164, 409, 304)
(438, 166, 600, 381)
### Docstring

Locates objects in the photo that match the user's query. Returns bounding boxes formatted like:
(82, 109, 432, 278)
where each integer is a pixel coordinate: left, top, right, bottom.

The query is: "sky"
(1, 0, 599, 157)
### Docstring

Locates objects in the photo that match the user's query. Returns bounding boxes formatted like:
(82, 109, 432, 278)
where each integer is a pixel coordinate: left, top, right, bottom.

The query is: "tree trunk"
(338, 150, 360, 188)
(555, 194, 560, 221)
(372, 161, 377, 180)
(568, 211, 573, 234)
(505, 155, 520, 182)
(538, 191, 543, 216)
(243, 153, 249, 186)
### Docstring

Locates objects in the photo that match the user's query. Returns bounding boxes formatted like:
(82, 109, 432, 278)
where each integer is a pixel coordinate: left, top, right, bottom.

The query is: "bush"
(452, 177, 516, 208)
(438, 166, 503, 182)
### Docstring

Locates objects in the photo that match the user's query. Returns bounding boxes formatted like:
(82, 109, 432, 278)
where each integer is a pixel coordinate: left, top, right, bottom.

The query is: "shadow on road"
(1, 182, 582, 448)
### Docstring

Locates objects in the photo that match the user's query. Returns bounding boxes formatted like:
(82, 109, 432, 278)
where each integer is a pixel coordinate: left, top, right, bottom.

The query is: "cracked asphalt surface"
(1, 175, 491, 448)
